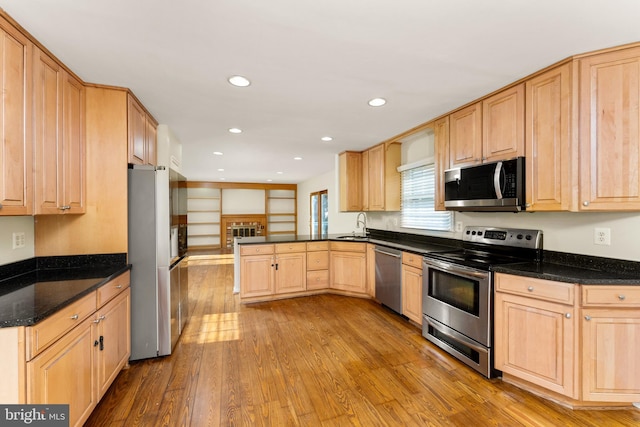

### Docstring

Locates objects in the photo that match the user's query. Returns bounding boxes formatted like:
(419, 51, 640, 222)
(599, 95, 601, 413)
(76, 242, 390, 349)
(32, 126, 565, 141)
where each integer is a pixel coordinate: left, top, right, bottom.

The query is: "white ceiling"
(2, 0, 640, 183)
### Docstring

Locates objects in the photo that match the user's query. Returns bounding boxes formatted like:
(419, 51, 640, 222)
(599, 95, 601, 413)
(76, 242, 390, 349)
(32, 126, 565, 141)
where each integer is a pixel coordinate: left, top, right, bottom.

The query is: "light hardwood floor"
(85, 255, 640, 426)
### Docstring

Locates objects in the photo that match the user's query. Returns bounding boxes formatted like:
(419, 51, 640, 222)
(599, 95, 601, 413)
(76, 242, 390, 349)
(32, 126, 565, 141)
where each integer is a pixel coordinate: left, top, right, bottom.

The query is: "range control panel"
(462, 226, 542, 249)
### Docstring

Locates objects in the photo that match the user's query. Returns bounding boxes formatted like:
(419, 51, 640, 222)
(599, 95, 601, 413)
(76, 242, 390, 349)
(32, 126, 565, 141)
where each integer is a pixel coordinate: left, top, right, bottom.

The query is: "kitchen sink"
(335, 235, 368, 240)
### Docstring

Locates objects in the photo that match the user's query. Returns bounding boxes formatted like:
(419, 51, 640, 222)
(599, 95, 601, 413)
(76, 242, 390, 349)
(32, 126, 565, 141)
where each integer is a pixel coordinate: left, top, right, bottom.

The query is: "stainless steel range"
(422, 226, 542, 377)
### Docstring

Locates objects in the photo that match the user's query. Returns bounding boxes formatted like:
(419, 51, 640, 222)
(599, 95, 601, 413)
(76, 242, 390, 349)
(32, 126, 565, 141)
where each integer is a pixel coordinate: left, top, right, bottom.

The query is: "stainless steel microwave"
(444, 157, 525, 212)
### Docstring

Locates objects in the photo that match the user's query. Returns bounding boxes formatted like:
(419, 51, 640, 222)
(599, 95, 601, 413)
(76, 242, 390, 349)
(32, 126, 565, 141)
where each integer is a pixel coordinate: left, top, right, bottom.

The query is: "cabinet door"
(525, 63, 572, 211)
(482, 84, 525, 163)
(275, 252, 306, 294)
(95, 288, 130, 399)
(449, 102, 482, 167)
(401, 264, 422, 324)
(127, 94, 146, 165)
(338, 151, 362, 212)
(581, 309, 640, 402)
(146, 116, 157, 166)
(367, 144, 385, 211)
(434, 117, 449, 211)
(0, 20, 32, 215)
(34, 47, 62, 214)
(579, 47, 640, 210)
(494, 292, 577, 398)
(240, 254, 274, 298)
(361, 149, 369, 211)
(330, 251, 367, 293)
(61, 71, 85, 213)
(28, 318, 96, 427)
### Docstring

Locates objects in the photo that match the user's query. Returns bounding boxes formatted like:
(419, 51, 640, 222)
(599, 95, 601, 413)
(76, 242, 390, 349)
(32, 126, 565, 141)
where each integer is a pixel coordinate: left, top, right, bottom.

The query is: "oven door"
(422, 257, 492, 347)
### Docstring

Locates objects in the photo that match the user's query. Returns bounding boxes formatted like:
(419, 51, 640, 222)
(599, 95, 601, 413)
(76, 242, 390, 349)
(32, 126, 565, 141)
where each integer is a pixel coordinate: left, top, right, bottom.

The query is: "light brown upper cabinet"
(128, 94, 157, 166)
(579, 46, 640, 210)
(448, 85, 524, 169)
(339, 151, 362, 212)
(34, 47, 85, 215)
(449, 102, 482, 167)
(433, 117, 449, 211)
(0, 17, 33, 216)
(525, 63, 573, 211)
(364, 142, 401, 211)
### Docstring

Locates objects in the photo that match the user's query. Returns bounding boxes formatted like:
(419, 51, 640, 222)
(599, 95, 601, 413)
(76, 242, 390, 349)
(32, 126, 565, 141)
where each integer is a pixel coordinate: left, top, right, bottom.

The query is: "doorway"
(310, 190, 328, 237)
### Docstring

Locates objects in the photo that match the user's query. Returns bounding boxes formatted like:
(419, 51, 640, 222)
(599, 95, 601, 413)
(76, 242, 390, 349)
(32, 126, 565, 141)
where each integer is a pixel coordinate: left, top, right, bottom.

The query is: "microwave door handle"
(493, 161, 503, 199)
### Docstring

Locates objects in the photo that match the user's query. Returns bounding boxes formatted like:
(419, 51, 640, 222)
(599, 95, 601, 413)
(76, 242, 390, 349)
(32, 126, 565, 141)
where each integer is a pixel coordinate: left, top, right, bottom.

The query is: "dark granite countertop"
(237, 229, 640, 286)
(0, 254, 131, 328)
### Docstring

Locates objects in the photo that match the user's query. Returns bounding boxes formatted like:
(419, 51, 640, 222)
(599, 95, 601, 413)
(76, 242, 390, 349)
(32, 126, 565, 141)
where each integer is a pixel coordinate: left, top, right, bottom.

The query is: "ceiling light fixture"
(368, 97, 387, 107)
(276, 171, 283, 175)
(294, 157, 302, 160)
(321, 136, 333, 142)
(228, 128, 242, 134)
(217, 168, 225, 172)
(228, 75, 250, 87)
(220, 177, 226, 181)
(213, 151, 223, 156)
(267, 179, 273, 182)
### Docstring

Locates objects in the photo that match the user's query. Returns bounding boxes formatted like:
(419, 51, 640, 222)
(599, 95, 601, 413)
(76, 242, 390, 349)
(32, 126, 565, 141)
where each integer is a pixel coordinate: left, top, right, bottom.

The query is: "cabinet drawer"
(27, 291, 97, 360)
(97, 271, 130, 307)
(307, 270, 329, 290)
(307, 241, 329, 251)
(307, 251, 329, 270)
(275, 242, 306, 254)
(240, 244, 274, 256)
(402, 252, 423, 269)
(495, 274, 575, 305)
(582, 285, 640, 307)
(330, 241, 366, 253)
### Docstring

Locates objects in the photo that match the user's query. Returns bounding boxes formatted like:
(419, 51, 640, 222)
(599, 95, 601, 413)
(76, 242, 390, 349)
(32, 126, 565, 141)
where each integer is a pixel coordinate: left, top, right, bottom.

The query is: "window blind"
(401, 163, 452, 231)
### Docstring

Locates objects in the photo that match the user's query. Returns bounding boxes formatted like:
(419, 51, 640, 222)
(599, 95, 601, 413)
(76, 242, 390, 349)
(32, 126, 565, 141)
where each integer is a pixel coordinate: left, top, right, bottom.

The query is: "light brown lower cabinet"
(306, 242, 329, 291)
(240, 243, 307, 298)
(495, 273, 640, 406)
(24, 271, 131, 427)
(329, 242, 367, 294)
(401, 252, 424, 325)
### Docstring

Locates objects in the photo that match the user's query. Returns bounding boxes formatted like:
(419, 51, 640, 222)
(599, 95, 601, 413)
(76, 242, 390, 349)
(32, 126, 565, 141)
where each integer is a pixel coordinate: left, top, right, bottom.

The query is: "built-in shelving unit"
(186, 182, 297, 250)
(186, 183, 221, 250)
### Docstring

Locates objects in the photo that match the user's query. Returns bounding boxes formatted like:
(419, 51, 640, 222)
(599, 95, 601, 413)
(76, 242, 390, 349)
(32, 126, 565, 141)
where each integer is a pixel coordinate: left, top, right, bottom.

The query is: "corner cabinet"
(128, 93, 157, 166)
(0, 16, 33, 216)
(338, 151, 362, 212)
(329, 242, 367, 294)
(34, 47, 85, 215)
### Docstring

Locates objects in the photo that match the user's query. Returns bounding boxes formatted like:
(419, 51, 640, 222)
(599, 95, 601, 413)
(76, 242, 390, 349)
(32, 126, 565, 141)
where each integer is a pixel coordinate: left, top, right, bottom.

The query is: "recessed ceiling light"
(220, 177, 226, 181)
(267, 179, 273, 182)
(228, 128, 242, 134)
(294, 157, 302, 160)
(213, 151, 223, 156)
(321, 136, 333, 142)
(228, 75, 250, 87)
(276, 171, 283, 175)
(217, 168, 225, 172)
(368, 97, 387, 107)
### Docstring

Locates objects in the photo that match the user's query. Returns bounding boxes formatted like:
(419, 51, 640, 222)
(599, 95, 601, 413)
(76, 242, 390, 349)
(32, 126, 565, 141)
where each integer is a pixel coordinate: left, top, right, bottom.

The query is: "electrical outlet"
(594, 227, 611, 246)
(12, 232, 26, 249)
(455, 221, 463, 232)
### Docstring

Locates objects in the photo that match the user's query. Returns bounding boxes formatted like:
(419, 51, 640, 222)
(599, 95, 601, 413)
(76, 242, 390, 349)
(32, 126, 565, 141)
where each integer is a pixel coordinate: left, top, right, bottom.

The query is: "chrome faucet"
(356, 212, 368, 237)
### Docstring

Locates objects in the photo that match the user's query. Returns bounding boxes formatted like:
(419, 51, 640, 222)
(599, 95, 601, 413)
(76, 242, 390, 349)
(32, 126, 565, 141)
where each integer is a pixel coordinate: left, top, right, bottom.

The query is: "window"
(401, 161, 452, 231)
(310, 190, 328, 237)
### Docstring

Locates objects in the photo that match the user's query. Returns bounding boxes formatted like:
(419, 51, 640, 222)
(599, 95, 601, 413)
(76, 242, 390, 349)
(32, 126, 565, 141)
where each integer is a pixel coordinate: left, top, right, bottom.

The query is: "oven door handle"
(423, 316, 488, 354)
(423, 258, 488, 280)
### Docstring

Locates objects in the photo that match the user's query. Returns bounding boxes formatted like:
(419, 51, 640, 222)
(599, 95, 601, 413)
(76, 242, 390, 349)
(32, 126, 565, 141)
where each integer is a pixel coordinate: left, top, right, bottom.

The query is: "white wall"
(0, 216, 35, 265)
(296, 156, 364, 236)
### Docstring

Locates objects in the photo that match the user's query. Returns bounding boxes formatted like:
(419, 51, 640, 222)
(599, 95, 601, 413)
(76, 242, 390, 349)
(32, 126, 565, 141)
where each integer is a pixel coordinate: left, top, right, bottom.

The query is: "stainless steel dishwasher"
(374, 245, 402, 314)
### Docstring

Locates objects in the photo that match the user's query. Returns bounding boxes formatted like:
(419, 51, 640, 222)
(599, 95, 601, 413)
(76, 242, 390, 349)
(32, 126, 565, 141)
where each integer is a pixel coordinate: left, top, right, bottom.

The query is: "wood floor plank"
(85, 254, 640, 426)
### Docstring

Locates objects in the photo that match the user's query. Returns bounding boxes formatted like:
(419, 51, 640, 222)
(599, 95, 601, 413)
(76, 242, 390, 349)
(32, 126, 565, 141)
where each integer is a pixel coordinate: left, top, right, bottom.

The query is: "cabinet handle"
(618, 294, 626, 301)
(115, 285, 123, 289)
(565, 313, 571, 319)
(584, 315, 592, 321)
(527, 286, 534, 292)
(70, 314, 79, 320)
(582, 201, 589, 207)
(59, 205, 71, 210)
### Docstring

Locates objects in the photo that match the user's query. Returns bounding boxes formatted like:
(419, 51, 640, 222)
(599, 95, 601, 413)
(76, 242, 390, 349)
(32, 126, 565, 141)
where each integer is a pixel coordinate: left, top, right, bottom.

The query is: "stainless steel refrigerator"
(128, 164, 188, 361)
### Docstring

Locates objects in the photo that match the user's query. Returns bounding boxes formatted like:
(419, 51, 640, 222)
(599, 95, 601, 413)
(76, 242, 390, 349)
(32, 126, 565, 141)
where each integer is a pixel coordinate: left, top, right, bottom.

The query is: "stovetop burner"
(425, 226, 543, 270)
